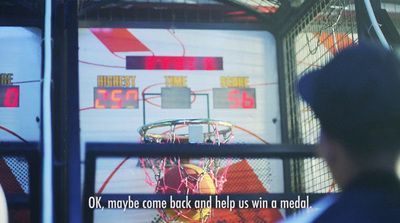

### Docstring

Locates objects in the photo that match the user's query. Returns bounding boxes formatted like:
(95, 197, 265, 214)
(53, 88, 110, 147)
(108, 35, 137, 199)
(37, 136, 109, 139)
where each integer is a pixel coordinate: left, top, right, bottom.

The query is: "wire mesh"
(94, 156, 284, 223)
(0, 156, 29, 195)
(0, 156, 31, 223)
(283, 0, 358, 194)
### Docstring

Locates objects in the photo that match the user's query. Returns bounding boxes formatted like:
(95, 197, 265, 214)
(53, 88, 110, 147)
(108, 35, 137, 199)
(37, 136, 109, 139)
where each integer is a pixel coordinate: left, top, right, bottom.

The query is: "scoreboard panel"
(79, 29, 284, 221)
(79, 28, 281, 148)
(0, 27, 42, 143)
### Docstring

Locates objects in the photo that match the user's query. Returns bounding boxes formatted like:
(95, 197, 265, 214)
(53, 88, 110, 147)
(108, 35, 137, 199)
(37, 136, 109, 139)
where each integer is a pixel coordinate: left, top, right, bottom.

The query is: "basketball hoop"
(138, 118, 234, 145)
(138, 118, 234, 222)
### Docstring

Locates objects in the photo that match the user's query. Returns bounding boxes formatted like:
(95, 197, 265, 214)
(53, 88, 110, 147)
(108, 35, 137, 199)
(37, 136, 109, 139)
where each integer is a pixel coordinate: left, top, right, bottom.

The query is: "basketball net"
(138, 119, 234, 222)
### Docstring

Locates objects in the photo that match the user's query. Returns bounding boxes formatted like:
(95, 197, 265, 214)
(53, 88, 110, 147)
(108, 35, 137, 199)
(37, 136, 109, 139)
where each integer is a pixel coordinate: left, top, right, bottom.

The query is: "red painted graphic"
(89, 28, 151, 53)
(211, 160, 283, 222)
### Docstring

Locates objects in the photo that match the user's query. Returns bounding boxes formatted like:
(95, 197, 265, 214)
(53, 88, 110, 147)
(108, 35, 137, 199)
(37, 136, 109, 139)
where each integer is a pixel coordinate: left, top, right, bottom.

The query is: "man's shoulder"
(314, 189, 400, 223)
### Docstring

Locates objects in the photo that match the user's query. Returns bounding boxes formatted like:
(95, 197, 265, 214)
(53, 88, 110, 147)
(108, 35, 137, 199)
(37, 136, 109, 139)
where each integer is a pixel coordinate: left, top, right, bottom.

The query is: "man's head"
(297, 44, 400, 184)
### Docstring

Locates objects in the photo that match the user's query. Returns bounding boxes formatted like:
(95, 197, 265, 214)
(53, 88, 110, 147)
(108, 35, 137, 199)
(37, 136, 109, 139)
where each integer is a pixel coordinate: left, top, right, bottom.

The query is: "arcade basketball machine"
(1, 0, 400, 223)
(80, 23, 287, 222)
(78, 0, 399, 222)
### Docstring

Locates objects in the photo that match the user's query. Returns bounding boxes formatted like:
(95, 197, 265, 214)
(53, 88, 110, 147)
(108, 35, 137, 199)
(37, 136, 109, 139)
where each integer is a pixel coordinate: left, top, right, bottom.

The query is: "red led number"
(242, 91, 255, 108)
(205, 57, 215, 70)
(95, 89, 108, 109)
(228, 90, 240, 108)
(94, 88, 138, 109)
(228, 90, 255, 109)
(0, 86, 19, 107)
(126, 90, 138, 101)
(5, 88, 19, 107)
(111, 90, 122, 109)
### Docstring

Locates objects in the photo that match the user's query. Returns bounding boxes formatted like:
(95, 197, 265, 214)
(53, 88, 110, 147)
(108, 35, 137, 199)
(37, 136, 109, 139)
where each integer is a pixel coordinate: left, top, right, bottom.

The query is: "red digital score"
(94, 87, 139, 109)
(213, 88, 256, 109)
(0, 85, 19, 107)
(126, 56, 223, 70)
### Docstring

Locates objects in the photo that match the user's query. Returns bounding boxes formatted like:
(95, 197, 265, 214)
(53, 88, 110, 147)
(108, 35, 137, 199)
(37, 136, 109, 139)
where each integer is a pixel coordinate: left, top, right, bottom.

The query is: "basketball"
(158, 164, 216, 222)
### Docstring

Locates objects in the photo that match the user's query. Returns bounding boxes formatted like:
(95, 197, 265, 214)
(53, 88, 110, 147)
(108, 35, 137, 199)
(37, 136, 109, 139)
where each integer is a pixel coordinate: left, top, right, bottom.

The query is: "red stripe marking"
(211, 160, 283, 222)
(89, 28, 151, 53)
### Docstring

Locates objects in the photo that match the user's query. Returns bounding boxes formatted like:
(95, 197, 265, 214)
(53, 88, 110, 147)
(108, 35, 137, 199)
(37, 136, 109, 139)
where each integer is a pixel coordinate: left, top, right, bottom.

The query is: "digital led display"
(0, 85, 19, 107)
(213, 88, 256, 109)
(126, 56, 223, 70)
(161, 87, 191, 109)
(94, 87, 139, 109)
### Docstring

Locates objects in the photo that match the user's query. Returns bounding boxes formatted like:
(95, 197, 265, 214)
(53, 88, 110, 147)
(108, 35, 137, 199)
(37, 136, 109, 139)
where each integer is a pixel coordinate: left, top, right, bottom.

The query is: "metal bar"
(143, 93, 147, 125)
(0, 143, 39, 154)
(78, 0, 121, 16)
(370, 0, 400, 46)
(42, 0, 53, 221)
(0, 19, 43, 27)
(83, 152, 97, 223)
(142, 93, 160, 125)
(86, 143, 316, 158)
(5, 194, 30, 209)
(190, 93, 210, 119)
(355, 0, 372, 42)
(78, 21, 267, 30)
(275, 35, 293, 195)
(63, 1, 82, 222)
(364, 0, 390, 49)
(206, 94, 210, 120)
(276, 35, 289, 144)
(28, 147, 42, 223)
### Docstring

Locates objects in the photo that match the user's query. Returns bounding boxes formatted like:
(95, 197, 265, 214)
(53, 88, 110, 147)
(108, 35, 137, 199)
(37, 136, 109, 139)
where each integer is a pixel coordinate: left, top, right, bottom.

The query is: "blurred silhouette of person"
(282, 44, 400, 223)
